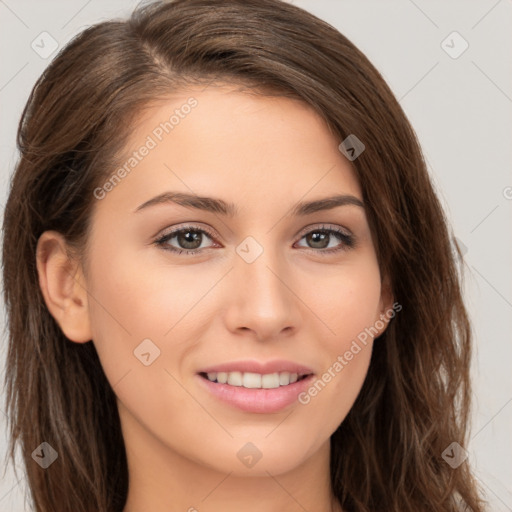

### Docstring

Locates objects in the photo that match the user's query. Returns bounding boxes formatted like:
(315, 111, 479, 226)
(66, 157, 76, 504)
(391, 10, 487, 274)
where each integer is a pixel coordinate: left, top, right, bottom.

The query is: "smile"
(197, 372, 315, 413)
(200, 371, 311, 389)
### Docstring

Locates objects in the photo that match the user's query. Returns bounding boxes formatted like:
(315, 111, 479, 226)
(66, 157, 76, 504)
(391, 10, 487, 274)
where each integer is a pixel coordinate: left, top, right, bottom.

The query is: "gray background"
(1, 0, 511, 510)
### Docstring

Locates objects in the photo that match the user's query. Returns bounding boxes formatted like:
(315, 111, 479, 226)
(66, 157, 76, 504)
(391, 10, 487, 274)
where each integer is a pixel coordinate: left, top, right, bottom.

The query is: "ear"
(373, 273, 396, 339)
(36, 230, 92, 343)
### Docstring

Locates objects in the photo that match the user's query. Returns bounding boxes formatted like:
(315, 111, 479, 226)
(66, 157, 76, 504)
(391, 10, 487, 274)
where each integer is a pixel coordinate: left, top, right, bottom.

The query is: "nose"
(223, 242, 302, 342)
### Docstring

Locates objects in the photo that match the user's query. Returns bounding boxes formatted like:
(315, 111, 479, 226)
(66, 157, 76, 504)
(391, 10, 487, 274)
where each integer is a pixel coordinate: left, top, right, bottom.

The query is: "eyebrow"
(133, 191, 364, 216)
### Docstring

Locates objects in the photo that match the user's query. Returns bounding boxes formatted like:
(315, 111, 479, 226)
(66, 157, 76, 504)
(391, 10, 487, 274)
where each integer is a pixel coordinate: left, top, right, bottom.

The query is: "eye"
(153, 223, 355, 256)
(154, 225, 218, 255)
(294, 224, 355, 255)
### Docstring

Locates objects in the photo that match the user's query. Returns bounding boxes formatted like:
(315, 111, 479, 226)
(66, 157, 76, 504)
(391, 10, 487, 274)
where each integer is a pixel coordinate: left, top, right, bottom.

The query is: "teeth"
(217, 372, 228, 384)
(204, 371, 303, 388)
(227, 371, 243, 386)
(279, 372, 290, 385)
(261, 373, 280, 388)
(243, 372, 261, 388)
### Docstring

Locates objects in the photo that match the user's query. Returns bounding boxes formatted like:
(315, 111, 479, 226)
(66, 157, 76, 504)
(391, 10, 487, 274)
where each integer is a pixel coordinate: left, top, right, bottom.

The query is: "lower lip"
(196, 373, 315, 413)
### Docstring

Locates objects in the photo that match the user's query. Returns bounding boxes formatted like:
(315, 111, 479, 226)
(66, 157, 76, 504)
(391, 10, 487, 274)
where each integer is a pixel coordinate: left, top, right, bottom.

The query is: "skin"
(36, 84, 394, 512)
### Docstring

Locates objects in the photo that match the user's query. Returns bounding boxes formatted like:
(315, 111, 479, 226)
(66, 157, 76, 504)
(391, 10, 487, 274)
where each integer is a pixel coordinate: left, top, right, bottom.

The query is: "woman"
(2, 0, 486, 510)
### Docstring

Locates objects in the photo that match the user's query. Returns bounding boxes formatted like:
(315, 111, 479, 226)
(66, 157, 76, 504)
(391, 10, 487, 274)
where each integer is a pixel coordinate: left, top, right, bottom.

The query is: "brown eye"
(154, 223, 355, 257)
(154, 226, 217, 255)
(294, 225, 355, 254)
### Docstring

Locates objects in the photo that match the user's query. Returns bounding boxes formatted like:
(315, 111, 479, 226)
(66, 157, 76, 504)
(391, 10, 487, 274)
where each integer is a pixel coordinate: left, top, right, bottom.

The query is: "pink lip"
(196, 359, 316, 414)
(198, 359, 314, 376)
(196, 373, 315, 413)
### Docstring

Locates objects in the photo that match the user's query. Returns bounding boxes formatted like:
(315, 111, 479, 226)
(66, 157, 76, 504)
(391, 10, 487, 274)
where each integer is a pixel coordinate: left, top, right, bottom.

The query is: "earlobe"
(36, 230, 92, 343)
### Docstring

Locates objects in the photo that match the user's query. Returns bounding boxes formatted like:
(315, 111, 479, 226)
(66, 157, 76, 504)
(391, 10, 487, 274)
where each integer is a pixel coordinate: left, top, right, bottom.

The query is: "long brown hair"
(2, 0, 486, 510)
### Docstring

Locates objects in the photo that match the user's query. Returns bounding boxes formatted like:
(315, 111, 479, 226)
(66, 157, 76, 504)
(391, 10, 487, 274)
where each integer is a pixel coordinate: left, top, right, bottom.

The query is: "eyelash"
(153, 223, 356, 257)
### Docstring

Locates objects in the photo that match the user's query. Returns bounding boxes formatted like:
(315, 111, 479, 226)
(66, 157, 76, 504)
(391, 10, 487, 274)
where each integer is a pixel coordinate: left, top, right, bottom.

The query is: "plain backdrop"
(1, 1, 511, 510)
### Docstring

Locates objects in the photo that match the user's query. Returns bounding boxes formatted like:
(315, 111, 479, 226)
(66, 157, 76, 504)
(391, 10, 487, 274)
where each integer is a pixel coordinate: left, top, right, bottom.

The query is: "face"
(45, 84, 393, 478)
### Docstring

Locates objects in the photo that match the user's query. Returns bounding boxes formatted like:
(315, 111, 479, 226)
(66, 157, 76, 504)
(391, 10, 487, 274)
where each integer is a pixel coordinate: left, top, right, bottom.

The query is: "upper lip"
(198, 359, 315, 376)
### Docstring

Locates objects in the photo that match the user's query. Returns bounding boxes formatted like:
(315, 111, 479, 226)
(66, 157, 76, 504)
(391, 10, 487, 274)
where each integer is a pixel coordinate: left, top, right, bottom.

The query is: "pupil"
(179, 230, 202, 249)
(308, 232, 328, 249)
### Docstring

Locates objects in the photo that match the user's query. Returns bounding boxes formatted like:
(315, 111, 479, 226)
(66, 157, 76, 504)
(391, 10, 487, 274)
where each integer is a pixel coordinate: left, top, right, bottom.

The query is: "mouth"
(199, 371, 312, 389)
(196, 370, 315, 413)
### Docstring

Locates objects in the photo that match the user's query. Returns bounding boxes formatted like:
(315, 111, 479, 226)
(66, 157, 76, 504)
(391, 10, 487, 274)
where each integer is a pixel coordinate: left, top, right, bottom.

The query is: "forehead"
(95, 84, 363, 216)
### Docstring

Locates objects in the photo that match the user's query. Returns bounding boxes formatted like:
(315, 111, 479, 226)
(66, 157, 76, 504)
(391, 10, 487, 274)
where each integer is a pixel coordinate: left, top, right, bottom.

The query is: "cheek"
(85, 252, 211, 447)
(85, 243, 221, 390)
(292, 257, 381, 429)
(297, 254, 383, 345)
(298, 343, 373, 440)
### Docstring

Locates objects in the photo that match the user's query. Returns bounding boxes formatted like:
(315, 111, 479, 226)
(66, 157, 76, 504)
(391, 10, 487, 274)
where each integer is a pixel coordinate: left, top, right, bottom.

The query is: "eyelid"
(294, 222, 352, 239)
(155, 222, 217, 242)
(155, 222, 352, 242)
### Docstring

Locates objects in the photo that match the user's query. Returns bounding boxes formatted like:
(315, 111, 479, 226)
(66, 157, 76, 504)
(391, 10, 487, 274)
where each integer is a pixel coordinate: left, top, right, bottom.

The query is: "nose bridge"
(226, 233, 299, 337)
(237, 233, 290, 306)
